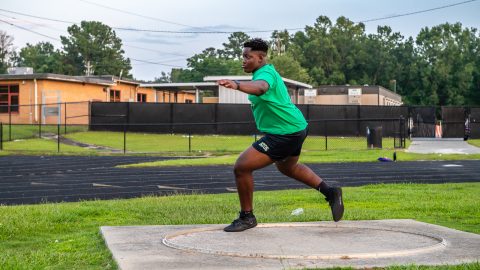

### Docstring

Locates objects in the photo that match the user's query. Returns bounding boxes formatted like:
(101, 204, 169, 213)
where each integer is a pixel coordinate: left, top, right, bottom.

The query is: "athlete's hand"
(217, 80, 238, 90)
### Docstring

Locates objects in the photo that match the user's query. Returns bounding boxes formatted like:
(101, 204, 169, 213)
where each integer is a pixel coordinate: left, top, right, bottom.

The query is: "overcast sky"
(1, 0, 479, 81)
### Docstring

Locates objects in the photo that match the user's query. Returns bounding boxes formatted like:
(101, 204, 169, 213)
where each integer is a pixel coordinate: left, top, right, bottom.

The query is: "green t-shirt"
(248, 64, 308, 135)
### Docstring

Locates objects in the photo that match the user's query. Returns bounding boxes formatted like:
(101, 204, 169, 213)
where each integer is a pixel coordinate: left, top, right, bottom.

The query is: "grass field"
(0, 183, 479, 269)
(469, 139, 480, 147)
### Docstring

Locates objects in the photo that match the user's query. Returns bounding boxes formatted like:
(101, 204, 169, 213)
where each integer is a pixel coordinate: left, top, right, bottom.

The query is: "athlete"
(218, 38, 343, 232)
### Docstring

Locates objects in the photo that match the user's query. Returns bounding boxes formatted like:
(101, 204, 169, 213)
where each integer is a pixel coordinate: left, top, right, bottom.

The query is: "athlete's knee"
(276, 163, 298, 177)
(233, 162, 251, 177)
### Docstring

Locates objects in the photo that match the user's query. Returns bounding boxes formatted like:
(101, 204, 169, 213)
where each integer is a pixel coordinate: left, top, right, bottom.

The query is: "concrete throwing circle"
(162, 223, 447, 260)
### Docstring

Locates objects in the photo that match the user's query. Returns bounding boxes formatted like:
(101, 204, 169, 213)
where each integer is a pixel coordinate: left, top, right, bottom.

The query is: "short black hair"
(243, 38, 268, 53)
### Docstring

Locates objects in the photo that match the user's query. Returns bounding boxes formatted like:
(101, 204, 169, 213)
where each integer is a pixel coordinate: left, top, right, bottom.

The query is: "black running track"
(1, 156, 479, 205)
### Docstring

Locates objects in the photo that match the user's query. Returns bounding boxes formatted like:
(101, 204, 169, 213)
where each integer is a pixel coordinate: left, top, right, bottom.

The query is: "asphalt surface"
(1, 156, 479, 205)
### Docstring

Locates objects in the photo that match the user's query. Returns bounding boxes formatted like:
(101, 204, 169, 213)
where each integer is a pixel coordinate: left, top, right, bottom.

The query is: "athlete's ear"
(257, 52, 265, 62)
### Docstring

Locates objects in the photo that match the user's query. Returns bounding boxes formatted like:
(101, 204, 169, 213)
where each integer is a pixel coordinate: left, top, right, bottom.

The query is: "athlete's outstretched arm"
(217, 80, 268, 96)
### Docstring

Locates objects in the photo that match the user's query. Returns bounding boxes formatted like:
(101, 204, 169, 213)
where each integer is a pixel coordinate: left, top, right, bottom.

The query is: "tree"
(153, 71, 171, 83)
(171, 47, 244, 82)
(415, 23, 477, 106)
(269, 53, 311, 83)
(17, 42, 66, 73)
(329, 16, 367, 85)
(363, 26, 404, 86)
(289, 16, 340, 85)
(61, 21, 131, 77)
(0, 30, 15, 73)
(218, 32, 250, 60)
(270, 30, 291, 56)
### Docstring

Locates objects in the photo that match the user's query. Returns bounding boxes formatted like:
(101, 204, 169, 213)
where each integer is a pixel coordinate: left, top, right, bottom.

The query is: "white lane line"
(92, 183, 122, 188)
(157, 185, 189, 190)
(31, 182, 59, 186)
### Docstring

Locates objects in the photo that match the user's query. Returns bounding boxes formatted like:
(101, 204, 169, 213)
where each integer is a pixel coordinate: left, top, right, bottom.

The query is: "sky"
(1, 0, 479, 81)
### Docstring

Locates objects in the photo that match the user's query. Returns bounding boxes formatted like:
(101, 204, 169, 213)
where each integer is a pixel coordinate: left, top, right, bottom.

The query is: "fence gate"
(408, 107, 436, 137)
(441, 107, 467, 138)
(470, 108, 480, 139)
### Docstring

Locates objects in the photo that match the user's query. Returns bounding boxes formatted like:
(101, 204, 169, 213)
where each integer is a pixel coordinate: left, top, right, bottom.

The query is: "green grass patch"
(65, 131, 257, 153)
(1, 138, 99, 155)
(468, 139, 480, 148)
(120, 148, 480, 168)
(0, 183, 479, 269)
(1, 124, 88, 141)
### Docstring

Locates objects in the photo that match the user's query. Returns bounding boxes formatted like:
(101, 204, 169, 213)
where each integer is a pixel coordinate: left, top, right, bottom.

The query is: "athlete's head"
(242, 38, 268, 73)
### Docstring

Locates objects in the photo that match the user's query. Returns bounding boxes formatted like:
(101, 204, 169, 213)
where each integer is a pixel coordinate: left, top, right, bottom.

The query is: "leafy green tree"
(218, 32, 250, 60)
(153, 71, 171, 83)
(329, 16, 366, 84)
(17, 42, 67, 73)
(171, 47, 244, 82)
(0, 30, 15, 73)
(61, 21, 131, 77)
(363, 26, 403, 86)
(269, 53, 311, 83)
(415, 22, 477, 106)
(270, 30, 291, 56)
(290, 16, 341, 84)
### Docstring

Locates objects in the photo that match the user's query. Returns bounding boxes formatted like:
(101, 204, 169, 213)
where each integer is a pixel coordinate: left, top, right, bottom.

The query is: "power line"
(0, 10, 190, 59)
(356, 0, 478, 23)
(0, 8, 75, 24)
(130, 58, 184, 68)
(0, 18, 60, 41)
(113, 27, 303, 34)
(0, 13, 68, 34)
(123, 44, 189, 57)
(0, 7, 301, 34)
(78, 0, 213, 31)
(0, 18, 186, 68)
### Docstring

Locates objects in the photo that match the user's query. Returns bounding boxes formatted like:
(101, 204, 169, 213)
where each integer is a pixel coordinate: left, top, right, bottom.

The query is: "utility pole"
(85, 60, 94, 76)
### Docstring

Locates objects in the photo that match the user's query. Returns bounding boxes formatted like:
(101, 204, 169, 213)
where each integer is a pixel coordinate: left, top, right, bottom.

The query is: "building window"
(137, 93, 147, 102)
(110, 90, 121, 102)
(185, 99, 193, 104)
(0, 85, 19, 114)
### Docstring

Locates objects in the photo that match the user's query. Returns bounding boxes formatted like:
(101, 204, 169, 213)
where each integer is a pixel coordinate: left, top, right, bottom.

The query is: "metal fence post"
(57, 123, 60, 153)
(38, 103, 42, 138)
(64, 102, 67, 134)
(8, 107, 12, 141)
(0, 122, 3, 150)
(324, 120, 328, 151)
(123, 124, 127, 154)
(188, 133, 191, 152)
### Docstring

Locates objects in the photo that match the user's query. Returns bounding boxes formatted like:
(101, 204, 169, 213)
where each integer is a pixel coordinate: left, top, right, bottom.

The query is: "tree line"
(1, 16, 479, 106)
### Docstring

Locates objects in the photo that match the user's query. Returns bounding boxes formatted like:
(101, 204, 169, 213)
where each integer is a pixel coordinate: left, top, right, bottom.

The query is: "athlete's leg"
(275, 155, 323, 188)
(234, 146, 274, 211)
(275, 155, 344, 222)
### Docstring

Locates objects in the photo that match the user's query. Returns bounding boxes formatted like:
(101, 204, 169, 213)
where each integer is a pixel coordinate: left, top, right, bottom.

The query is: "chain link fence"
(0, 119, 405, 154)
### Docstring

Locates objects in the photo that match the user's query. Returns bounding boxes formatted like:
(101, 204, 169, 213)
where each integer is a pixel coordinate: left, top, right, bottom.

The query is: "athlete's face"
(242, 47, 265, 73)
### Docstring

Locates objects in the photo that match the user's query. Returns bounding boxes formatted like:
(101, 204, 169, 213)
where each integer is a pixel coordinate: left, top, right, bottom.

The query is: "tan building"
(143, 78, 402, 106)
(299, 85, 402, 106)
(0, 72, 195, 125)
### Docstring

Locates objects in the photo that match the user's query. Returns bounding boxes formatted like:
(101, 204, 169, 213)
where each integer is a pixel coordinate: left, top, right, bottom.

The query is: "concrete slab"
(100, 219, 480, 269)
(406, 138, 480, 154)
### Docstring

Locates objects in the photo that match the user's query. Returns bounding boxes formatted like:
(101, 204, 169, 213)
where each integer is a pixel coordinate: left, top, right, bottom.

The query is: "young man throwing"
(218, 38, 343, 232)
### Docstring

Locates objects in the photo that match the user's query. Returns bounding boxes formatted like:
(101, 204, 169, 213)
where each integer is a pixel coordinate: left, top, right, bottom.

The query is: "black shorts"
(252, 128, 308, 161)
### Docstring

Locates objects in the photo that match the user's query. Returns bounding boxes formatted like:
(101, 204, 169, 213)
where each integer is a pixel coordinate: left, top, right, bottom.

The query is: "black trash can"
(367, 126, 382, 149)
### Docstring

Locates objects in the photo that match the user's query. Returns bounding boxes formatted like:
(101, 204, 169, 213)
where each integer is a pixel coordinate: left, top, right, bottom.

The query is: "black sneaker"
(325, 187, 344, 222)
(224, 214, 257, 232)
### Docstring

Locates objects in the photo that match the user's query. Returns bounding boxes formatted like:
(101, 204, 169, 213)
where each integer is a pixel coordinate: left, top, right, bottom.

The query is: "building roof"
(317, 85, 402, 100)
(140, 82, 217, 91)
(0, 73, 142, 86)
(203, 75, 313, 89)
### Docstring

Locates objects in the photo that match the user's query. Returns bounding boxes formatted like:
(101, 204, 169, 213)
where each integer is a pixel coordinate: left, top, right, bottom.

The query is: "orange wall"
(0, 79, 195, 125)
